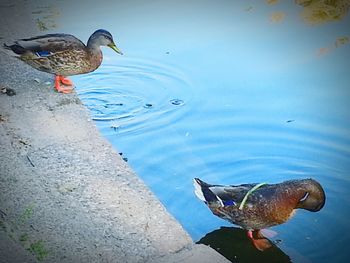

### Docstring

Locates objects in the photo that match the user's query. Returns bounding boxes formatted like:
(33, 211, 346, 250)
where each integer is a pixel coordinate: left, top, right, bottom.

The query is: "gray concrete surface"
(0, 1, 229, 262)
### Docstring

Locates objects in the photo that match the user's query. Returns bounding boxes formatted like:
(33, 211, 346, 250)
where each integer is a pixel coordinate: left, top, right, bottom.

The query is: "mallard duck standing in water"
(3, 29, 122, 93)
(194, 178, 325, 251)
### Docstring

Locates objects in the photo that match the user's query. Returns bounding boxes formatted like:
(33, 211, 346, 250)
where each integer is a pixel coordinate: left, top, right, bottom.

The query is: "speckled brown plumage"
(21, 48, 102, 76)
(3, 29, 122, 93)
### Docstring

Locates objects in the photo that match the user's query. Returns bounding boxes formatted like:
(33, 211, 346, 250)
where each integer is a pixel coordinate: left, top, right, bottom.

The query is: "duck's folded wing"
(6, 34, 86, 56)
(209, 185, 253, 207)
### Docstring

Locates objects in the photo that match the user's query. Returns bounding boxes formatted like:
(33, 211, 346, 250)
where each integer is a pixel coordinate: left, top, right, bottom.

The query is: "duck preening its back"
(194, 178, 325, 229)
(194, 178, 326, 250)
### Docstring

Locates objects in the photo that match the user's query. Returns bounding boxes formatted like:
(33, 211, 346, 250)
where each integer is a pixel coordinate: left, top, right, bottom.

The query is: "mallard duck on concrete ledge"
(194, 178, 326, 251)
(3, 29, 123, 93)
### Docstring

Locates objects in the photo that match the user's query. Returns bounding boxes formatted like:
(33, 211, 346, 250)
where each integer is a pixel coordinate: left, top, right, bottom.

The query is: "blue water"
(35, 0, 350, 262)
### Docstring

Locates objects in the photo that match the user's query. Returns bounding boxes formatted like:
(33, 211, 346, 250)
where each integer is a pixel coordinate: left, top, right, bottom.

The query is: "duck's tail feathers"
(193, 178, 206, 202)
(3, 43, 27, 55)
(193, 178, 224, 206)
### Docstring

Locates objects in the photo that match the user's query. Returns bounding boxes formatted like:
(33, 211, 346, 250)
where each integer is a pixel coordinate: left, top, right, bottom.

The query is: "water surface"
(32, 1, 350, 262)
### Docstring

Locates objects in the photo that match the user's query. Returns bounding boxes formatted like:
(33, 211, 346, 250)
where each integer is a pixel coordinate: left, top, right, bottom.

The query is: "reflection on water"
(198, 227, 292, 263)
(25, 0, 350, 262)
(296, 0, 350, 24)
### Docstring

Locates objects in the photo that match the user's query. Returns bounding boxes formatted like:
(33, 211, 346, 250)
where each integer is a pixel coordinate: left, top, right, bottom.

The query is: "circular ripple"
(74, 57, 193, 135)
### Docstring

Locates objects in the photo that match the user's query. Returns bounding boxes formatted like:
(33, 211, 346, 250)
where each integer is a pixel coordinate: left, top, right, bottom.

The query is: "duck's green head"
(88, 29, 123, 55)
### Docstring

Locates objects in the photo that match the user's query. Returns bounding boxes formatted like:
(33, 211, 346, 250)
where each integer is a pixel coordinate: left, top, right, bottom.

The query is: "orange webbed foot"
(251, 237, 272, 251)
(247, 230, 272, 251)
(54, 75, 74, 94)
(59, 76, 74, 86)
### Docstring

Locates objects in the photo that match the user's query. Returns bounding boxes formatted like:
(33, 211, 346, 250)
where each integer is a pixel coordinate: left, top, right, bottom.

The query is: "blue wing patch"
(223, 200, 236, 206)
(35, 51, 51, 57)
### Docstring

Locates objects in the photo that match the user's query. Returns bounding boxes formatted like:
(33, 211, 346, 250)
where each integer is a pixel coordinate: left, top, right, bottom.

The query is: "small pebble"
(0, 115, 7, 122)
(6, 88, 16, 96)
(0, 86, 16, 96)
(274, 239, 282, 244)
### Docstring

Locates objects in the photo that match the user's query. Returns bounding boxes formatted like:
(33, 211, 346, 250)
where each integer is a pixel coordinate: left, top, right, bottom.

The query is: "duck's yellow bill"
(109, 44, 123, 55)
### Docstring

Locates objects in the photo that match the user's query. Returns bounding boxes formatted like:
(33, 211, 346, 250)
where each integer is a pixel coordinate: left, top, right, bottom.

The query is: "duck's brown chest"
(212, 188, 301, 230)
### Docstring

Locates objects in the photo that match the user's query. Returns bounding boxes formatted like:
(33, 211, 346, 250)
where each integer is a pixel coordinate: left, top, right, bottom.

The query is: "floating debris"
(270, 11, 286, 23)
(104, 103, 123, 108)
(266, 0, 279, 5)
(106, 103, 123, 106)
(170, 99, 185, 106)
(317, 47, 330, 56)
(144, 103, 153, 108)
(335, 36, 349, 47)
(110, 121, 120, 131)
(244, 6, 253, 12)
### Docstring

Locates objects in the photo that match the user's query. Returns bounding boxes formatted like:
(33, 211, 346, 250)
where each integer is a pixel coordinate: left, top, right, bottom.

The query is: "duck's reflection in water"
(197, 227, 292, 263)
